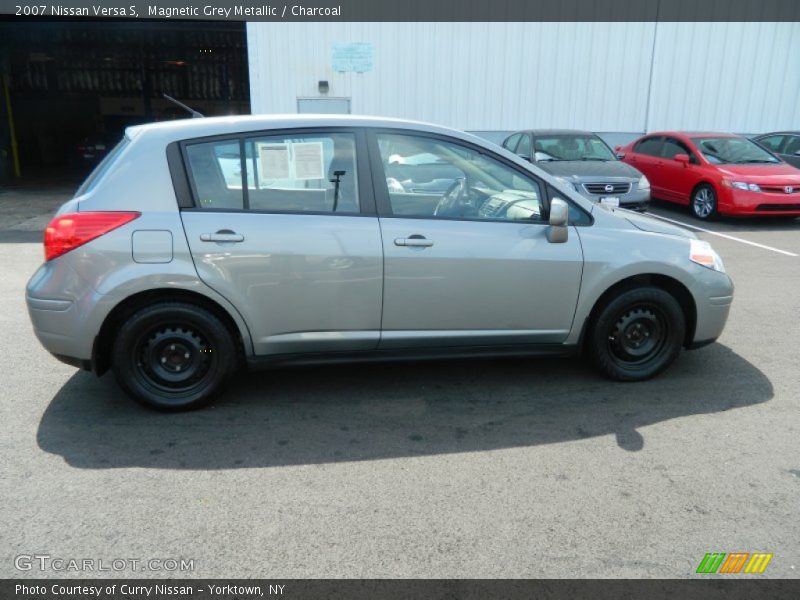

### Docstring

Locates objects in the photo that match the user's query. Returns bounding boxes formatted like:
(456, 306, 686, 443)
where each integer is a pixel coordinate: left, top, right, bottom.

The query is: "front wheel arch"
(581, 274, 697, 352)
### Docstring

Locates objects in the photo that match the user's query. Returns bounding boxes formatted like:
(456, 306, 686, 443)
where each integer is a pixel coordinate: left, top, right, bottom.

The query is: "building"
(247, 22, 800, 147)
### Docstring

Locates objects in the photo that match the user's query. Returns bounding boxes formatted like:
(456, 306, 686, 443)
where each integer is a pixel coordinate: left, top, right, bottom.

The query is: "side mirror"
(674, 153, 690, 165)
(546, 198, 569, 243)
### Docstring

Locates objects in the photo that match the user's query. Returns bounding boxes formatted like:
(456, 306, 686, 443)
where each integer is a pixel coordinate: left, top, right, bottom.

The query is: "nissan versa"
(26, 116, 733, 410)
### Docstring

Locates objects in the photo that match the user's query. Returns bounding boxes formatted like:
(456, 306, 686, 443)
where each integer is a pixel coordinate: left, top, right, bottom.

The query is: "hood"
(614, 209, 696, 239)
(535, 159, 642, 180)
(715, 162, 800, 183)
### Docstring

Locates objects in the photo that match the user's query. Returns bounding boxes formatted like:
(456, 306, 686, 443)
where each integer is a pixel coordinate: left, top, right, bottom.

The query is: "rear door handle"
(394, 236, 434, 247)
(200, 229, 244, 243)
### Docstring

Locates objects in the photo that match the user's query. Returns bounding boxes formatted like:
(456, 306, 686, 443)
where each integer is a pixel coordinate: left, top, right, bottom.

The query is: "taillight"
(44, 211, 140, 261)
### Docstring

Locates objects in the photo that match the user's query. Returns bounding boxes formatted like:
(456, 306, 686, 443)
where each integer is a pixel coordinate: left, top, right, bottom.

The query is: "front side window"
(691, 136, 780, 165)
(516, 134, 532, 157)
(784, 136, 800, 155)
(756, 135, 785, 153)
(377, 133, 545, 223)
(503, 133, 522, 151)
(533, 134, 615, 162)
(661, 137, 694, 160)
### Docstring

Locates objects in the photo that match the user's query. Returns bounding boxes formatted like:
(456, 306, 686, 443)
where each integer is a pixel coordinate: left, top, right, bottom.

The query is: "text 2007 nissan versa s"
(26, 116, 733, 410)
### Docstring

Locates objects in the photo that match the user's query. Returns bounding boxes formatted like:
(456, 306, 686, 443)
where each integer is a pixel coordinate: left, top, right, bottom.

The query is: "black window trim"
(173, 126, 377, 217)
(366, 127, 593, 227)
(661, 136, 699, 164)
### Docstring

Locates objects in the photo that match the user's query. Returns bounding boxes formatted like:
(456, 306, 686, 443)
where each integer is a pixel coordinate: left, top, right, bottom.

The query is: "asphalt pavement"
(1, 195, 798, 578)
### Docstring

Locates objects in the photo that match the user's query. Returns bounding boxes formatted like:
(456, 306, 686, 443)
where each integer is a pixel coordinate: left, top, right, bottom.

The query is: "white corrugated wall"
(247, 22, 800, 136)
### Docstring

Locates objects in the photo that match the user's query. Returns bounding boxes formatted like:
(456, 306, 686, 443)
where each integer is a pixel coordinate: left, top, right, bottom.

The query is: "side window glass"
(784, 136, 800, 155)
(634, 137, 662, 157)
(661, 138, 692, 159)
(243, 132, 359, 213)
(185, 140, 244, 210)
(516, 134, 531, 157)
(377, 133, 545, 223)
(758, 135, 785, 153)
(503, 133, 521, 151)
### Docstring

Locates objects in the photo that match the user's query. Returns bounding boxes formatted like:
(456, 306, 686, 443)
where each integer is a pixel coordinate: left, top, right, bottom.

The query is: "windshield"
(691, 136, 780, 165)
(75, 137, 129, 196)
(533, 134, 616, 162)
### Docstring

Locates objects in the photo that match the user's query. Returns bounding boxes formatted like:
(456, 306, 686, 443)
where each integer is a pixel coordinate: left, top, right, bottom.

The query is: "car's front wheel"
(111, 302, 237, 410)
(588, 287, 686, 381)
(691, 184, 718, 220)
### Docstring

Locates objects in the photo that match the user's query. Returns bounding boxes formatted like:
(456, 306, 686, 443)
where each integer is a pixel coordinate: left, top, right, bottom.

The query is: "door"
(658, 137, 700, 203)
(370, 131, 584, 349)
(178, 129, 383, 355)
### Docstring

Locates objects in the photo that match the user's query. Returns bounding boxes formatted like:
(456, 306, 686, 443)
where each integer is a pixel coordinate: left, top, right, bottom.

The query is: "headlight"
(723, 180, 760, 192)
(637, 175, 650, 191)
(690, 239, 726, 273)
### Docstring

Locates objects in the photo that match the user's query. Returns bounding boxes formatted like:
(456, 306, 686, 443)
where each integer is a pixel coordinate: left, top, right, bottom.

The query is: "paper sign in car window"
(258, 143, 290, 181)
(292, 142, 325, 180)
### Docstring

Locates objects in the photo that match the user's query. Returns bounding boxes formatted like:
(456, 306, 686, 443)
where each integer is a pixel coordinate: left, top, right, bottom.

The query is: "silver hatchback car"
(27, 116, 733, 410)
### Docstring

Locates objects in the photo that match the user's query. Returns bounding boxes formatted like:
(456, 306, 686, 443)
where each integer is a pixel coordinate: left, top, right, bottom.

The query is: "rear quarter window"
(75, 138, 130, 196)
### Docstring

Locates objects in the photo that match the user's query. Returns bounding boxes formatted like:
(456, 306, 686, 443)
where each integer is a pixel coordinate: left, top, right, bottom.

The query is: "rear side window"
(75, 137, 129, 196)
(185, 140, 244, 210)
(634, 137, 663, 156)
(243, 132, 359, 213)
(184, 133, 359, 213)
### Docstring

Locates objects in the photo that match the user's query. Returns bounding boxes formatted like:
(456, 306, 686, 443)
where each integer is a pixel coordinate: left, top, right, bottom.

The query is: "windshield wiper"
(735, 159, 777, 164)
(580, 157, 610, 161)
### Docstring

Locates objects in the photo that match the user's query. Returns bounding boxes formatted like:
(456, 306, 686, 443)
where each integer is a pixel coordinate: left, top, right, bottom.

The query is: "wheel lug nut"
(161, 357, 167, 363)
(184, 352, 190, 359)
(170, 344, 175, 350)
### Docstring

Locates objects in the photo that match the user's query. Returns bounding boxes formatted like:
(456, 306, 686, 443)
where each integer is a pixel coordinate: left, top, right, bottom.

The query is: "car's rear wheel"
(588, 287, 685, 381)
(691, 184, 717, 220)
(111, 302, 236, 410)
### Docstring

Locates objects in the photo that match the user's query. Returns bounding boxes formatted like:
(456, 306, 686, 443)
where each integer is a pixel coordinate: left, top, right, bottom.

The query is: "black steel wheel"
(589, 287, 685, 381)
(112, 302, 237, 410)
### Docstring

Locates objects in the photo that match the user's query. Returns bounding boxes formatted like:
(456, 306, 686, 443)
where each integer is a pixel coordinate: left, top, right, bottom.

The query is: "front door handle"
(394, 236, 434, 247)
(200, 229, 245, 243)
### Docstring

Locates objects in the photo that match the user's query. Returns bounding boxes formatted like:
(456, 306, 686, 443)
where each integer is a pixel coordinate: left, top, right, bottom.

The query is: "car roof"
(125, 114, 482, 145)
(644, 131, 742, 139)
(754, 131, 800, 137)
(515, 129, 597, 136)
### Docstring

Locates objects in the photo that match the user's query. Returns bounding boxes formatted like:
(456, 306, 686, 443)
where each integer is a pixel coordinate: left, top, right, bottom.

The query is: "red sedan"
(617, 132, 800, 219)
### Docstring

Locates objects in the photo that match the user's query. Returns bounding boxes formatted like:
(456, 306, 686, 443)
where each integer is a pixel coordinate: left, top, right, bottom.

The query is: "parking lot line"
(645, 213, 799, 257)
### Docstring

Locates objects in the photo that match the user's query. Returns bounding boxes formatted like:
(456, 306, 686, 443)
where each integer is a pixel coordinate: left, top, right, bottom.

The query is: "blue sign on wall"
(332, 42, 374, 73)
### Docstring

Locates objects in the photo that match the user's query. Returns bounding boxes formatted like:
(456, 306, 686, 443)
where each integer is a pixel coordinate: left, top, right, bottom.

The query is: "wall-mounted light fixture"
(318, 80, 330, 94)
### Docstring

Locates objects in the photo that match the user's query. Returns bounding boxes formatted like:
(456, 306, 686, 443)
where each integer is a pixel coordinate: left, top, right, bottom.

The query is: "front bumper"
(721, 188, 800, 216)
(577, 186, 650, 211)
(689, 268, 734, 347)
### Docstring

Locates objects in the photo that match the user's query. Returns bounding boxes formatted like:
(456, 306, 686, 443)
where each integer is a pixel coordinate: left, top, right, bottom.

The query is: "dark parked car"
(753, 132, 800, 169)
(502, 129, 650, 211)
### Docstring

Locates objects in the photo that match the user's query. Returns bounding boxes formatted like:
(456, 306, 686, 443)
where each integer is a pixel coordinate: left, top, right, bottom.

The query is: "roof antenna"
(162, 93, 205, 118)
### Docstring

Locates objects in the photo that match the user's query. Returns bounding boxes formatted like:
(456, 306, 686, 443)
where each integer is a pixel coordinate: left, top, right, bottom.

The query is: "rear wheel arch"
(582, 274, 697, 350)
(93, 288, 248, 376)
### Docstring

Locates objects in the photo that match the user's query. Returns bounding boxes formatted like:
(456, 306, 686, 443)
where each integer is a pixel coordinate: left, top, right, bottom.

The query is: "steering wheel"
(433, 178, 469, 217)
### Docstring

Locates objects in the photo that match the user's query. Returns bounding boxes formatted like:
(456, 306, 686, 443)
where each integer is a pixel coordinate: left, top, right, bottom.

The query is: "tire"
(111, 302, 237, 411)
(691, 183, 718, 220)
(588, 287, 686, 382)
